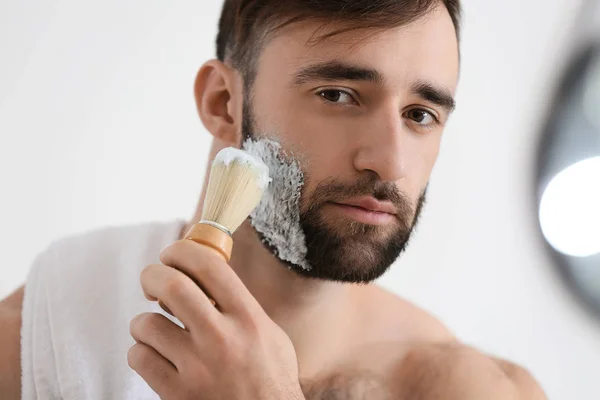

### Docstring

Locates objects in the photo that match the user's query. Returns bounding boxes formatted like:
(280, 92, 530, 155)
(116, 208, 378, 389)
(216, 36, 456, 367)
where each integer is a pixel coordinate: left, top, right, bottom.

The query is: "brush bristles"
(202, 158, 268, 234)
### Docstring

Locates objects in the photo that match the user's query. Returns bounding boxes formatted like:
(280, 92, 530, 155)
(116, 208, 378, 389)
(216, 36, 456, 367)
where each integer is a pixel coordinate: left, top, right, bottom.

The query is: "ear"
(194, 60, 242, 146)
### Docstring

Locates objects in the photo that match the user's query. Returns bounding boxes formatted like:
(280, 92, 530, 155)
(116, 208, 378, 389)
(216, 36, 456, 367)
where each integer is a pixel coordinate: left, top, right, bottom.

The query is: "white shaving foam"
(215, 147, 272, 189)
(242, 138, 311, 270)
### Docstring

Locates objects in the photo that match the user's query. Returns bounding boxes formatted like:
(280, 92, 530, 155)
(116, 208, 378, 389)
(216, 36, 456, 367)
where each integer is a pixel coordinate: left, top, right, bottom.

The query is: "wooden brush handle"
(158, 223, 233, 313)
(183, 223, 233, 261)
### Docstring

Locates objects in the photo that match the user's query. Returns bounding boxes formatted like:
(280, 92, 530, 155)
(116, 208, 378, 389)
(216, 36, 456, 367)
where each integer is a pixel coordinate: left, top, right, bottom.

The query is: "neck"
(180, 219, 356, 373)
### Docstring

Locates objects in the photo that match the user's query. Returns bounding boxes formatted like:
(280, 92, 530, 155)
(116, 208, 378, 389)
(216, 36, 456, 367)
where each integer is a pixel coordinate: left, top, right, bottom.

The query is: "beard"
(296, 177, 426, 283)
(242, 95, 427, 284)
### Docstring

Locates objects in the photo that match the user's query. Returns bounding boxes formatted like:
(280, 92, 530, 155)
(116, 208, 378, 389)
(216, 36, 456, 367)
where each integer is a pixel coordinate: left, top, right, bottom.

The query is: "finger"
(144, 261, 212, 312)
(160, 240, 259, 315)
(158, 299, 174, 316)
(145, 291, 157, 301)
(130, 312, 190, 368)
(140, 264, 219, 329)
(157, 299, 214, 322)
(141, 286, 182, 316)
(128, 342, 179, 396)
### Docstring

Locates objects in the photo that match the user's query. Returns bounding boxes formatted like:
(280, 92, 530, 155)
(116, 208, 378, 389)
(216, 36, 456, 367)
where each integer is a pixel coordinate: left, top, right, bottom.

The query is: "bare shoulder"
(391, 342, 547, 400)
(0, 285, 24, 400)
(318, 285, 546, 399)
(1, 285, 24, 310)
(492, 356, 548, 400)
(352, 285, 546, 399)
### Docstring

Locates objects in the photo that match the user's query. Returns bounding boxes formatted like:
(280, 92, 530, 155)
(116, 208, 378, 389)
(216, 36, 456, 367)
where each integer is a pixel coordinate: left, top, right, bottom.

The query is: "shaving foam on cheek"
(214, 147, 272, 189)
(242, 138, 311, 271)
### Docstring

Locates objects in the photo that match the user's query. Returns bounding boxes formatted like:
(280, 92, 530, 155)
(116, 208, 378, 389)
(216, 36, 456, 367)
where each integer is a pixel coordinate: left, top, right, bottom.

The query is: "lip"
(329, 197, 397, 226)
(335, 196, 397, 215)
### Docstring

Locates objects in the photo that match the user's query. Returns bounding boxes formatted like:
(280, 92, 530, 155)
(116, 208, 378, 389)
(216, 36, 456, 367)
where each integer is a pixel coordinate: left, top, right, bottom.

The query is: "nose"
(352, 108, 408, 182)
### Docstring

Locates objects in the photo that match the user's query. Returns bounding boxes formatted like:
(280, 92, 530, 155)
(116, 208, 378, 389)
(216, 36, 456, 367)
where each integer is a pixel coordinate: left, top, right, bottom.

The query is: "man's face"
(243, 6, 459, 282)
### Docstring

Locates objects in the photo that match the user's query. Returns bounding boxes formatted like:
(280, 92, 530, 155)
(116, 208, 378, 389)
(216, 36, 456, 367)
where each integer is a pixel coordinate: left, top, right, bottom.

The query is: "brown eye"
(318, 89, 356, 105)
(320, 90, 341, 102)
(405, 109, 436, 125)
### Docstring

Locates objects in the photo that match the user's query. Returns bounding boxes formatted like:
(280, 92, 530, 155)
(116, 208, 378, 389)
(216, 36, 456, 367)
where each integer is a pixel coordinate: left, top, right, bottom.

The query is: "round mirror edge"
(533, 40, 600, 323)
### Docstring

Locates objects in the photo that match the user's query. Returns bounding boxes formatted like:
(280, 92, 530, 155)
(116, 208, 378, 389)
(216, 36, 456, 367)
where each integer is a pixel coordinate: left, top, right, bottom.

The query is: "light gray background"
(1, 0, 599, 398)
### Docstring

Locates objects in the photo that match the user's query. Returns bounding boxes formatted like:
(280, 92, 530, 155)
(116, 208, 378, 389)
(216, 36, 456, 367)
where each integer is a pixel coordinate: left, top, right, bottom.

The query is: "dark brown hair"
(216, 0, 461, 85)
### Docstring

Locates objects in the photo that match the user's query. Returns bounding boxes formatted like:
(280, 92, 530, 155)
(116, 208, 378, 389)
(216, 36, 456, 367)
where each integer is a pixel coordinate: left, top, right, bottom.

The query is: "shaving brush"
(156, 148, 270, 312)
(184, 147, 271, 258)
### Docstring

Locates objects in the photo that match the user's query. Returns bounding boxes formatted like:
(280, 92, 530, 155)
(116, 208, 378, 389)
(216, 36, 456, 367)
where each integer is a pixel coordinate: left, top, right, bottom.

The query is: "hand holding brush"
(128, 148, 306, 400)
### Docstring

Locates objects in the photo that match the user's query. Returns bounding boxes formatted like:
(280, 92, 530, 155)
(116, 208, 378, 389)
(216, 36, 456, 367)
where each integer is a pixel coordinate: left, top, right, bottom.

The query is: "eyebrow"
(292, 61, 385, 86)
(292, 61, 456, 113)
(411, 80, 456, 114)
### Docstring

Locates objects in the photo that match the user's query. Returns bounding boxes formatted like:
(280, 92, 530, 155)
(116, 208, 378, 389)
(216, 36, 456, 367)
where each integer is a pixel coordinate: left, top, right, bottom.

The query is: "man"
(0, 0, 547, 398)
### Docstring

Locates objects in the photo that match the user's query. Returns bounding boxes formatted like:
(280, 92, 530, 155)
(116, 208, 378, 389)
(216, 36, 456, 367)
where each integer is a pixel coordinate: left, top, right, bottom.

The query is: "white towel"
(20, 220, 185, 399)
